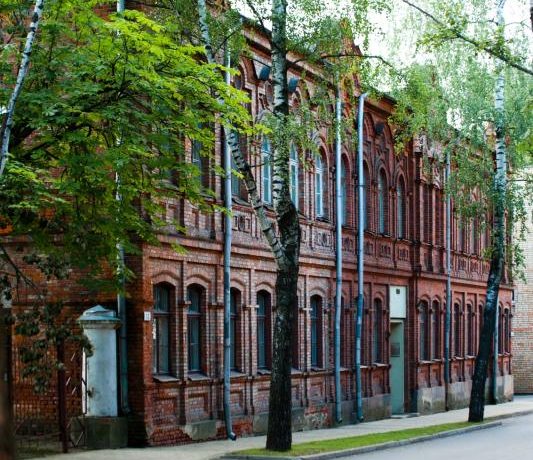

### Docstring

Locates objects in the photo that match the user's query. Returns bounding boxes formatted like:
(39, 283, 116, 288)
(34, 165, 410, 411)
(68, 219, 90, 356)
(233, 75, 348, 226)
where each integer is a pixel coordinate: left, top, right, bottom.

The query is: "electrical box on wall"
(390, 286, 407, 319)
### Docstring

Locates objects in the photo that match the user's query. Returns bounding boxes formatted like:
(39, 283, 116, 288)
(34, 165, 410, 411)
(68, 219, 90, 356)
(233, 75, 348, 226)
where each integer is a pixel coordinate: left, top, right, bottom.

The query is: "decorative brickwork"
(7, 25, 514, 447)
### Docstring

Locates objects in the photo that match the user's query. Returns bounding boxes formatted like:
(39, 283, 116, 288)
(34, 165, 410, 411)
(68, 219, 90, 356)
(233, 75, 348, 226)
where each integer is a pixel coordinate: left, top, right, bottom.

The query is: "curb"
(223, 421, 502, 460)
(486, 408, 533, 421)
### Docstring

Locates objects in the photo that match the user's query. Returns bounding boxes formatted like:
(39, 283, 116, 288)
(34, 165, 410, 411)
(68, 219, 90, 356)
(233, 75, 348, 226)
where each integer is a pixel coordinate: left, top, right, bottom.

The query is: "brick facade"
(7, 25, 514, 446)
(514, 167, 533, 393)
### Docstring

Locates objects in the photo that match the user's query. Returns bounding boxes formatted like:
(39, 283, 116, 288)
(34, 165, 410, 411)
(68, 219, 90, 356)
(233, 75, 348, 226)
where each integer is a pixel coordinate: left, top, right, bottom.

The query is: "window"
(257, 291, 271, 369)
(230, 288, 240, 370)
(341, 160, 347, 225)
(495, 308, 500, 353)
(453, 303, 461, 357)
(435, 190, 442, 245)
(262, 138, 272, 204)
(290, 144, 299, 208)
(504, 309, 511, 353)
(431, 301, 440, 359)
(231, 135, 241, 197)
(458, 222, 465, 252)
(397, 179, 405, 239)
(187, 285, 203, 372)
(292, 296, 300, 369)
(471, 219, 479, 255)
(191, 127, 210, 189)
(310, 296, 322, 367)
(424, 185, 433, 244)
(363, 164, 370, 231)
(419, 301, 428, 361)
(315, 155, 324, 217)
(378, 170, 388, 234)
(478, 304, 484, 351)
(153, 284, 171, 374)
(372, 299, 383, 363)
(361, 303, 368, 365)
(466, 304, 474, 355)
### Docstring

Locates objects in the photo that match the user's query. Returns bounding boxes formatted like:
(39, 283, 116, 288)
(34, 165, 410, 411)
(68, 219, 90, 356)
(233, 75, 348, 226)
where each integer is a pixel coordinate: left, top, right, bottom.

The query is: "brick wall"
(514, 168, 533, 393)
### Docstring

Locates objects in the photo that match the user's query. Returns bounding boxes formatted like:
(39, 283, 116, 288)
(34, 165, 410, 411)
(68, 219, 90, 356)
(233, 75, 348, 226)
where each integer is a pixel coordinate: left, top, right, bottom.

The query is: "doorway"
(390, 320, 405, 414)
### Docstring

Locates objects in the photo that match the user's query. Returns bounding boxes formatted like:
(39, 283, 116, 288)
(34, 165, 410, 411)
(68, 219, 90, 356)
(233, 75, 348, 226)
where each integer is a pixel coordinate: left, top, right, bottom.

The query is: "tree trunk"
(196, 0, 298, 449)
(267, 267, 298, 451)
(0, 0, 45, 178)
(468, 1, 506, 422)
(265, 0, 299, 451)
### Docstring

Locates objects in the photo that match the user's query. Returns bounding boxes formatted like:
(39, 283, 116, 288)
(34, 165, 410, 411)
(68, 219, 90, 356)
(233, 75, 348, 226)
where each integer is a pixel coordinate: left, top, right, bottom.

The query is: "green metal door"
(390, 320, 405, 414)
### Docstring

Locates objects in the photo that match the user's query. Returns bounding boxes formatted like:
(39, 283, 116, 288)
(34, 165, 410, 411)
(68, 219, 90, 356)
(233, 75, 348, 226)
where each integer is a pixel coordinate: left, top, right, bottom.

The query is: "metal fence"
(9, 335, 87, 455)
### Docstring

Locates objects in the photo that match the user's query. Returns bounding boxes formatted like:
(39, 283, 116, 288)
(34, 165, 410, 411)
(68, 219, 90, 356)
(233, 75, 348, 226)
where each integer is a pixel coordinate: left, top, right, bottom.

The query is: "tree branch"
(401, 0, 533, 77)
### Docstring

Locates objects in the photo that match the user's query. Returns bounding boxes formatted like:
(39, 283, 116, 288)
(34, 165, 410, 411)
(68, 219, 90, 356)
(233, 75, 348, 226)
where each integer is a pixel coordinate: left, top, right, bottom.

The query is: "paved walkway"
(44, 396, 533, 460)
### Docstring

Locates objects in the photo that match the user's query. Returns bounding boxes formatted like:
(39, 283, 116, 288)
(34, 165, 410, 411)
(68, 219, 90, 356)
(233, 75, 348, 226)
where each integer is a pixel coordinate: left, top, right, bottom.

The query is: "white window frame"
(290, 144, 299, 209)
(262, 138, 272, 204)
(315, 155, 324, 217)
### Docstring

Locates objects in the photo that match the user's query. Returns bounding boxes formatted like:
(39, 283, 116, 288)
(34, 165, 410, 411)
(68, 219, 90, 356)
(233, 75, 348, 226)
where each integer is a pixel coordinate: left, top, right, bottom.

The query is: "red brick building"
(513, 167, 533, 394)
(7, 26, 514, 447)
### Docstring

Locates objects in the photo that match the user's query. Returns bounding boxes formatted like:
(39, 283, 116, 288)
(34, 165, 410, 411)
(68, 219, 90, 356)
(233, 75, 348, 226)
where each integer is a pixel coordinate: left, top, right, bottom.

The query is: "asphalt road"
(348, 413, 533, 460)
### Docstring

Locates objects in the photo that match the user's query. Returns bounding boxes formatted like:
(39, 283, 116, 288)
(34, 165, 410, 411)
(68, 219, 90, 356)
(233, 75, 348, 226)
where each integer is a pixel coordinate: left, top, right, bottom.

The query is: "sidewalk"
(43, 395, 533, 460)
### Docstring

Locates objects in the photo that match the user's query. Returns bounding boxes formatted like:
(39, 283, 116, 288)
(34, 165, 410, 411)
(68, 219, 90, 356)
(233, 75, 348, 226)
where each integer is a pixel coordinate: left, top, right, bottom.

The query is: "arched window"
(187, 285, 204, 372)
(478, 303, 484, 350)
(153, 284, 172, 375)
(262, 138, 272, 204)
(504, 309, 511, 353)
(431, 301, 440, 359)
(341, 160, 348, 225)
(424, 185, 433, 244)
(498, 305, 503, 354)
(453, 303, 461, 357)
(472, 219, 479, 255)
(315, 155, 324, 218)
(257, 291, 271, 369)
(435, 189, 443, 246)
(372, 299, 383, 363)
(397, 178, 405, 239)
(310, 295, 323, 367)
(419, 301, 428, 361)
(230, 288, 241, 370)
(361, 297, 368, 365)
(466, 304, 474, 355)
(290, 144, 299, 208)
(378, 170, 388, 234)
(363, 164, 370, 231)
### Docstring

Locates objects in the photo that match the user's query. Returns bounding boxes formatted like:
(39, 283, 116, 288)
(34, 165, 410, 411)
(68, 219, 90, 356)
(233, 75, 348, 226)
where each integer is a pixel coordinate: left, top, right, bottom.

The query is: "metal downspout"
(444, 148, 451, 411)
(223, 48, 236, 441)
(491, 0, 505, 406)
(355, 93, 368, 423)
(116, 0, 130, 416)
(334, 83, 343, 424)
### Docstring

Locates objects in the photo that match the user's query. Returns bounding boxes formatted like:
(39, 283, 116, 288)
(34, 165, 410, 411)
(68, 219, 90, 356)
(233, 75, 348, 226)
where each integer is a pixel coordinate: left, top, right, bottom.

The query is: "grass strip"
(236, 421, 484, 457)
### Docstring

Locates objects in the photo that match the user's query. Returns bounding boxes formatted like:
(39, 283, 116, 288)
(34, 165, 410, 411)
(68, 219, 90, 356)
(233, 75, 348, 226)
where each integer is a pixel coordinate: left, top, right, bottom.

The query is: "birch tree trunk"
(266, 0, 300, 451)
(468, 0, 507, 423)
(0, 0, 45, 178)
(196, 0, 299, 449)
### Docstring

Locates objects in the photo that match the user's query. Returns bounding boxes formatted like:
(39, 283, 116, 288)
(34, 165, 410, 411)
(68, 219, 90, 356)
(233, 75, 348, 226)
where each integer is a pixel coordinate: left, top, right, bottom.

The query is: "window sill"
(371, 362, 388, 368)
(231, 370, 246, 378)
(188, 372, 210, 382)
(257, 369, 271, 376)
(153, 374, 179, 383)
(310, 366, 326, 372)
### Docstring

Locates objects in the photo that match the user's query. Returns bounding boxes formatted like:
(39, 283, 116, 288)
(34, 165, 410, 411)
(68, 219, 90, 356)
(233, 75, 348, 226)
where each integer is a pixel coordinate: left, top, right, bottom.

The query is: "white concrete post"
(79, 305, 121, 417)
